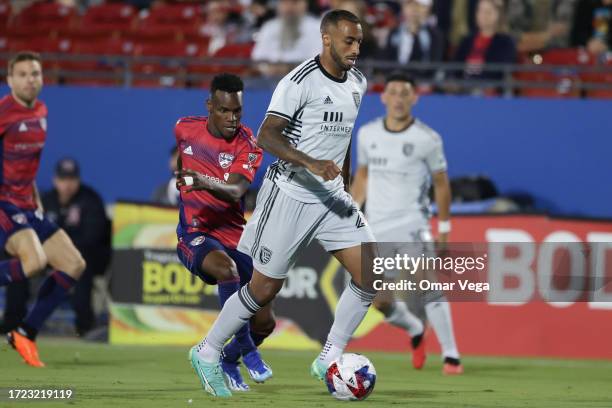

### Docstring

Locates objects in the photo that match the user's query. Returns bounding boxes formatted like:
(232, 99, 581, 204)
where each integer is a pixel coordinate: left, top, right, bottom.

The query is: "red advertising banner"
(350, 215, 612, 359)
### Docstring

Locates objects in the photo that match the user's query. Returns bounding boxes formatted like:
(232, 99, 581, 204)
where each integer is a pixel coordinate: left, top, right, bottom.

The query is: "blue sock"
(0, 259, 26, 287)
(22, 271, 76, 336)
(218, 279, 256, 361)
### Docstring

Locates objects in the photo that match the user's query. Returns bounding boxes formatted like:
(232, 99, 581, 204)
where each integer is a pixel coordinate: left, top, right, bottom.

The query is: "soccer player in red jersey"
(175, 74, 274, 392)
(0, 52, 86, 367)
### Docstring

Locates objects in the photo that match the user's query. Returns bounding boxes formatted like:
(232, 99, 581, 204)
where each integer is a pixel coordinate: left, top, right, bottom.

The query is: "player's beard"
(330, 43, 351, 72)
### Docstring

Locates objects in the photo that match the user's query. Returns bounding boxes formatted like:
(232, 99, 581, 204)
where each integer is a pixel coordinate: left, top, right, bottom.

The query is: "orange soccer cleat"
(7, 330, 45, 368)
(411, 334, 426, 370)
(442, 362, 464, 375)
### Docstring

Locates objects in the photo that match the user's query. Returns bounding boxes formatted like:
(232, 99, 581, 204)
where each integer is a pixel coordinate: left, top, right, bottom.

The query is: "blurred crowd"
(3, 0, 611, 68)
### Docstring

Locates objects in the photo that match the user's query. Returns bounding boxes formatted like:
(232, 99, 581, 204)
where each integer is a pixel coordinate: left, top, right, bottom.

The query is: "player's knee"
(373, 297, 392, 314)
(70, 254, 87, 278)
(21, 252, 48, 277)
(207, 255, 239, 282)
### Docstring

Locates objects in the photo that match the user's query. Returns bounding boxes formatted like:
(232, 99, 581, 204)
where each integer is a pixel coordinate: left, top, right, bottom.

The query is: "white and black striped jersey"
(264, 55, 367, 203)
(357, 117, 448, 231)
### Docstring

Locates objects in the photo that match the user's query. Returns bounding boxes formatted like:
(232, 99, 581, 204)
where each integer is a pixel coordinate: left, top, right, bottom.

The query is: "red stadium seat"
(126, 26, 182, 45)
(59, 38, 133, 86)
(0, 2, 11, 28)
(11, 2, 78, 32)
(515, 71, 581, 98)
(515, 48, 590, 98)
(131, 41, 207, 88)
(140, 3, 204, 29)
(213, 42, 254, 59)
(81, 3, 137, 32)
(540, 48, 594, 66)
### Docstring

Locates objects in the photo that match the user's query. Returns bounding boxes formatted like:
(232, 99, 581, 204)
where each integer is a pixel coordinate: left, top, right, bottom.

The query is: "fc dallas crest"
(218, 152, 235, 169)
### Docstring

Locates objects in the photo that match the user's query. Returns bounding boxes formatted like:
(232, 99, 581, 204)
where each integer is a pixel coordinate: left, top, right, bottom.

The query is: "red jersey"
(175, 116, 262, 249)
(0, 94, 48, 210)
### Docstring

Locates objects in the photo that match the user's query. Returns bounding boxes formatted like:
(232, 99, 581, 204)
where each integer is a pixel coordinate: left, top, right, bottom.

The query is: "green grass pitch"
(1, 339, 611, 407)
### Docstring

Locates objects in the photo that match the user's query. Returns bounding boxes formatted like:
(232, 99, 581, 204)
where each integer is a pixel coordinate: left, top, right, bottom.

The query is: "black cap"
(55, 158, 80, 179)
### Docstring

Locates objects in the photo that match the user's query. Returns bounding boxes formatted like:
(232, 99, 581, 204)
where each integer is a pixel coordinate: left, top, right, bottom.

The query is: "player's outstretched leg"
(422, 291, 463, 375)
(3, 229, 59, 368)
(191, 271, 283, 397)
(10, 230, 84, 367)
(374, 296, 426, 369)
(312, 245, 378, 381)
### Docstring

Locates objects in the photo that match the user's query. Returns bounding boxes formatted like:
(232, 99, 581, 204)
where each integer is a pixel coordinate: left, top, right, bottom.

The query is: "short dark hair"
(385, 71, 416, 88)
(321, 9, 361, 33)
(210, 73, 244, 95)
(8, 51, 42, 75)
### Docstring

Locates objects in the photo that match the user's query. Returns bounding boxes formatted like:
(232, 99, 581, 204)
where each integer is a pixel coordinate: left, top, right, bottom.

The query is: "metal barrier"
(1, 52, 610, 96)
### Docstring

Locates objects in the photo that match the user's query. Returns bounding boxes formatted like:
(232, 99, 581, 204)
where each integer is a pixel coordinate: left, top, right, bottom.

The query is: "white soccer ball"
(325, 353, 377, 401)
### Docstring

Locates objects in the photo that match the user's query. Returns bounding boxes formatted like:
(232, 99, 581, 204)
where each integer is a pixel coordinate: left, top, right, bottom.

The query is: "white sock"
(385, 301, 424, 337)
(424, 299, 460, 359)
(318, 280, 376, 366)
(196, 285, 261, 363)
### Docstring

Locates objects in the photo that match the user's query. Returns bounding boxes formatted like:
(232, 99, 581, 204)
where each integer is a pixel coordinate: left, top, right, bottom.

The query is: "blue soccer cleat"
(188, 346, 232, 397)
(310, 358, 327, 381)
(221, 361, 250, 392)
(243, 350, 273, 383)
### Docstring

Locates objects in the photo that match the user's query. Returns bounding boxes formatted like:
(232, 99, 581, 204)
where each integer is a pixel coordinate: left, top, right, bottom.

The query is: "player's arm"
(350, 165, 368, 209)
(176, 170, 250, 203)
(432, 170, 451, 245)
(257, 115, 340, 181)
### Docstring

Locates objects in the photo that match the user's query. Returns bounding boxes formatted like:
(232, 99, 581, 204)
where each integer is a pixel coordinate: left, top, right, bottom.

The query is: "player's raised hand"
(307, 159, 341, 181)
(175, 169, 211, 193)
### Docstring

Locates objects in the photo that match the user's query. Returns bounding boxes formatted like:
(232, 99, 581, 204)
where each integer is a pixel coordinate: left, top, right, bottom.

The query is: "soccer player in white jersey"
(187, 10, 378, 397)
(351, 72, 464, 375)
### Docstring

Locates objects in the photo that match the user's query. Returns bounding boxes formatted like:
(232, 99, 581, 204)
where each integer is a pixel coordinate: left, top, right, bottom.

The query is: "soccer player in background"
(174, 74, 274, 391)
(0, 51, 86, 367)
(188, 10, 379, 398)
(351, 72, 463, 375)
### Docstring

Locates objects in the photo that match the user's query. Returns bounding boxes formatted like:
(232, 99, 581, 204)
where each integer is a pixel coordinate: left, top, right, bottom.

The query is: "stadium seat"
(81, 3, 137, 32)
(126, 26, 182, 45)
(131, 41, 206, 88)
(186, 42, 254, 88)
(515, 48, 589, 98)
(515, 71, 581, 98)
(60, 39, 133, 86)
(139, 3, 204, 30)
(10, 2, 78, 33)
(0, 1, 11, 28)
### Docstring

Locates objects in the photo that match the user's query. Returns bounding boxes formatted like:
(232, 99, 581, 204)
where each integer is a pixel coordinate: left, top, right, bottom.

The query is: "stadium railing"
(0, 52, 610, 98)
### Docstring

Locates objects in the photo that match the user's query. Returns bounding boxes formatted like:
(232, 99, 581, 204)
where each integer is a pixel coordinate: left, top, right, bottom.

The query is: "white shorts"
(372, 221, 435, 278)
(238, 179, 375, 279)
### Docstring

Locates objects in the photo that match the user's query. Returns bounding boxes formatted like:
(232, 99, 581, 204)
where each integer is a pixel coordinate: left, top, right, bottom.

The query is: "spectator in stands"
(151, 146, 180, 206)
(454, 0, 517, 81)
(506, 0, 577, 52)
(379, 0, 445, 69)
(199, 0, 244, 55)
(251, 0, 321, 76)
(0, 159, 111, 337)
(571, 0, 612, 58)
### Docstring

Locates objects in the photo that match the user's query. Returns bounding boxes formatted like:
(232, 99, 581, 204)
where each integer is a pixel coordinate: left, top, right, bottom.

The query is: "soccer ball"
(325, 353, 376, 401)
